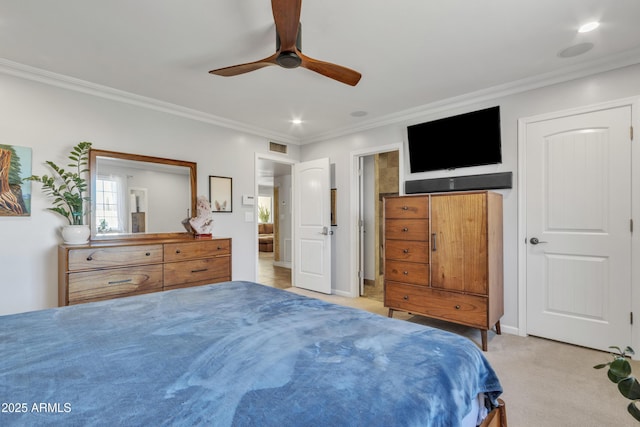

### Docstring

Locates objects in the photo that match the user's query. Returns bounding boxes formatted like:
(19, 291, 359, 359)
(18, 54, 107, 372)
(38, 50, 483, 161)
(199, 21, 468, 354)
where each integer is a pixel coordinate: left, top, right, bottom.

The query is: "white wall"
(0, 71, 299, 316)
(3, 61, 640, 333)
(300, 63, 640, 333)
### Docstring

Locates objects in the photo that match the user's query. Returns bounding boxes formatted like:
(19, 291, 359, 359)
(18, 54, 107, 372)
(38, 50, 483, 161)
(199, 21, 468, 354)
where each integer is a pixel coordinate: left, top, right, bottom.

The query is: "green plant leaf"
(594, 363, 610, 370)
(628, 401, 640, 422)
(609, 369, 624, 384)
(611, 358, 633, 378)
(619, 377, 640, 400)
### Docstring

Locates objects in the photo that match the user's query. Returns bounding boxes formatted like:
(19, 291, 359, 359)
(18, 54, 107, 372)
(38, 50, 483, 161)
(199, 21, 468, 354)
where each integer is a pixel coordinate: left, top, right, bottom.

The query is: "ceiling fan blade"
(209, 53, 279, 77)
(299, 53, 362, 86)
(271, 0, 302, 51)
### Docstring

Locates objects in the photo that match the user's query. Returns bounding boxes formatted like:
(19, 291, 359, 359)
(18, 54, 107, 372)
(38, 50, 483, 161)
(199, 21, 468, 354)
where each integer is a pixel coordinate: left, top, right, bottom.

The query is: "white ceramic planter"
(61, 225, 91, 245)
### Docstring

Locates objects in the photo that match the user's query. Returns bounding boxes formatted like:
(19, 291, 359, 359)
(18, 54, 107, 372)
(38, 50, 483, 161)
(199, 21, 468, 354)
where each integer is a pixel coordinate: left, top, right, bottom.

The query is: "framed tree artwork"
(0, 144, 32, 217)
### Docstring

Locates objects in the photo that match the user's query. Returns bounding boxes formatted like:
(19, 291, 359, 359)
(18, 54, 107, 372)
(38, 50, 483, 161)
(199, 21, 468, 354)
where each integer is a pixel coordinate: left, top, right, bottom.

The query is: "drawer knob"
(403, 271, 408, 275)
(86, 256, 93, 261)
(176, 249, 181, 254)
(145, 252, 151, 256)
(403, 295, 409, 300)
(403, 249, 409, 254)
(217, 246, 222, 250)
(402, 206, 408, 210)
(455, 305, 461, 310)
(402, 227, 408, 232)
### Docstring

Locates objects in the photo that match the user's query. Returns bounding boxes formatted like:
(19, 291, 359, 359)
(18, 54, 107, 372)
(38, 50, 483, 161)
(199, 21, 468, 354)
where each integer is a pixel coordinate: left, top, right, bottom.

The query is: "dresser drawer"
(68, 264, 163, 304)
(68, 245, 163, 271)
(385, 219, 429, 241)
(385, 282, 488, 329)
(164, 239, 231, 262)
(384, 260, 429, 286)
(164, 256, 231, 288)
(385, 240, 429, 262)
(384, 196, 428, 219)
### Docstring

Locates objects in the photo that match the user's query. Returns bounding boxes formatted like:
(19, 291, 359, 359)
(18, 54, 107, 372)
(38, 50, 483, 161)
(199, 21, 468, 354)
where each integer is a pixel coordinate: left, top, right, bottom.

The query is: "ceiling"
(1, 1, 640, 145)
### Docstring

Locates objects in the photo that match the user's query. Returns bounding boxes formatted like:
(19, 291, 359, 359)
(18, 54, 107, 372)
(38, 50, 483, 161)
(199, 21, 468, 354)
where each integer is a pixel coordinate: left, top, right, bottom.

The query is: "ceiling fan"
(208, 0, 362, 86)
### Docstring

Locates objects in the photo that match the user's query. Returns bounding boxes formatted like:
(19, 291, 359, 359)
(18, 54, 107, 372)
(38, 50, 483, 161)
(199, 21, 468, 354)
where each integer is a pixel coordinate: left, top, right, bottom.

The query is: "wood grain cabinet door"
(430, 193, 488, 294)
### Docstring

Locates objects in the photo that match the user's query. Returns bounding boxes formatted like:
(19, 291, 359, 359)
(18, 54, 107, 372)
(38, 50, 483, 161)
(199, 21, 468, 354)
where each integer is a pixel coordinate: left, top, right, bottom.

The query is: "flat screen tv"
(407, 106, 502, 173)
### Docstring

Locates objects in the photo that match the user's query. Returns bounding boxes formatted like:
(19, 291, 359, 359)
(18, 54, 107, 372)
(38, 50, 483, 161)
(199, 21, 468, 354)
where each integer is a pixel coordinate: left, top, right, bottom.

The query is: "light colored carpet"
(286, 286, 640, 427)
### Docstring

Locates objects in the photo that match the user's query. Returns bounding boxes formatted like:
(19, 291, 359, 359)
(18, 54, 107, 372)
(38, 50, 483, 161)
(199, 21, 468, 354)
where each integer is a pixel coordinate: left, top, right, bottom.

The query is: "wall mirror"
(89, 149, 197, 240)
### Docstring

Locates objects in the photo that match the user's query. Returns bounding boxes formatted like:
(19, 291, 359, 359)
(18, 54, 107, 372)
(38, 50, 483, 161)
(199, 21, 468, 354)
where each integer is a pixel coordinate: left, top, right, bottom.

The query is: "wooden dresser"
(58, 237, 232, 306)
(384, 191, 503, 351)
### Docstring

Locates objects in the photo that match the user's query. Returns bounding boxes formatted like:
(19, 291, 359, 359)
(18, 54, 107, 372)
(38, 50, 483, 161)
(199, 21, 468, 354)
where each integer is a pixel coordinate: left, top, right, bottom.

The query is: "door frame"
(517, 96, 640, 354)
(348, 143, 404, 298)
(254, 152, 296, 284)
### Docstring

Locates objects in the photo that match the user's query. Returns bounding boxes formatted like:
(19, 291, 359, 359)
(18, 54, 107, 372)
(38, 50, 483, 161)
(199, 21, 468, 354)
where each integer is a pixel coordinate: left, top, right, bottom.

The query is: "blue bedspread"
(0, 281, 502, 426)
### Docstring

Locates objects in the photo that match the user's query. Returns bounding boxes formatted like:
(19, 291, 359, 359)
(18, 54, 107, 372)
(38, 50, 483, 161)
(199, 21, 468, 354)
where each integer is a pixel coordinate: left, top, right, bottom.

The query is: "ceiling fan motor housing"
(277, 51, 302, 68)
(275, 23, 303, 68)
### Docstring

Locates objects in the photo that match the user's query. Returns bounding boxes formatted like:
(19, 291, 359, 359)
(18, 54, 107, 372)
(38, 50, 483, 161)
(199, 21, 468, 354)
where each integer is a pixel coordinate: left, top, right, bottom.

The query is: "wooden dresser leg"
(481, 330, 488, 351)
(495, 320, 502, 335)
(388, 308, 394, 318)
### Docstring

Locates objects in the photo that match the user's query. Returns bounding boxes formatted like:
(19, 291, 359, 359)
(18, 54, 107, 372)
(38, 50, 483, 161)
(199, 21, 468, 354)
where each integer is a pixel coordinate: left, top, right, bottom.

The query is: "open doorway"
(256, 155, 293, 289)
(349, 147, 404, 301)
(357, 149, 401, 302)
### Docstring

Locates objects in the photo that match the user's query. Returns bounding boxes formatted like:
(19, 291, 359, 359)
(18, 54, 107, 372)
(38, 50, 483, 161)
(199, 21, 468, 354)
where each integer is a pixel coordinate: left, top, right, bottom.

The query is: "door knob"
(319, 226, 333, 236)
(529, 237, 548, 245)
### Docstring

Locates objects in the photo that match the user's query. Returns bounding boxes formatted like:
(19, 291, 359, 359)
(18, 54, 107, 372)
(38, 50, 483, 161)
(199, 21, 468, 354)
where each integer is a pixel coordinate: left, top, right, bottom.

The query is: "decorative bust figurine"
(189, 195, 214, 236)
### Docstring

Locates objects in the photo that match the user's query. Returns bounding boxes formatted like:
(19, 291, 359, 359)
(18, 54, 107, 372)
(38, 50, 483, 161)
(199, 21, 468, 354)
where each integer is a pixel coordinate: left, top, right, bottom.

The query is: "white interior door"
(293, 158, 331, 294)
(525, 105, 632, 352)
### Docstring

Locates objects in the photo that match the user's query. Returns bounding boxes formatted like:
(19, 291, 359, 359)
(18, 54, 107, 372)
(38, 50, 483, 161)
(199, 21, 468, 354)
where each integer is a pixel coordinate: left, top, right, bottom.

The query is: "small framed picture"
(209, 176, 232, 212)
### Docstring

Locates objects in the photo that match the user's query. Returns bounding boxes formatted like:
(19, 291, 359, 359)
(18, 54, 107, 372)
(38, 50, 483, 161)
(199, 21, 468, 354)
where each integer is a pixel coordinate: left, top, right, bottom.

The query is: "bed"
(1, 281, 505, 426)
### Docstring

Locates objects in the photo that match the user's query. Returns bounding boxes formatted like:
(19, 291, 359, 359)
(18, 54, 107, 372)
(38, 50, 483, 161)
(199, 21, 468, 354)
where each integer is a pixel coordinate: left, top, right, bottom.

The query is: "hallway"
(257, 251, 291, 289)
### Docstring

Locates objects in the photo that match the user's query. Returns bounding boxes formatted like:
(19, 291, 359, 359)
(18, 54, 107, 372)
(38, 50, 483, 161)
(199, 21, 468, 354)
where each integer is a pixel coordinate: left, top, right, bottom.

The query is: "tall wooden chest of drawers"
(384, 191, 503, 351)
(58, 237, 232, 306)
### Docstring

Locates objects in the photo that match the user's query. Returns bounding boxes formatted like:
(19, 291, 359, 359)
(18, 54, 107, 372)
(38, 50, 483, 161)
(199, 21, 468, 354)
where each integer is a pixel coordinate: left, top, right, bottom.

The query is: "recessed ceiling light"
(578, 21, 600, 33)
(291, 119, 302, 125)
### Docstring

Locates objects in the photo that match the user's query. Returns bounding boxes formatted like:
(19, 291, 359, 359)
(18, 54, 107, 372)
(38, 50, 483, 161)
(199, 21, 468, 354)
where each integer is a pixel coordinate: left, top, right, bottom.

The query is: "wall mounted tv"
(407, 106, 502, 173)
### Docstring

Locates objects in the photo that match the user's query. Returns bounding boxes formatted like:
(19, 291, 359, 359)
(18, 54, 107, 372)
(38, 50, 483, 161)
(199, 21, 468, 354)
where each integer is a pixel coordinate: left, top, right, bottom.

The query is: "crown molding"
(3, 47, 640, 147)
(0, 58, 299, 145)
(300, 47, 640, 145)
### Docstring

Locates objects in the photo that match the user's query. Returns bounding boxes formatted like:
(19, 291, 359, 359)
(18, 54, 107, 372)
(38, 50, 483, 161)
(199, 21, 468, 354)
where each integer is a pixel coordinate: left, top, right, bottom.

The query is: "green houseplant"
(258, 204, 271, 223)
(594, 346, 640, 422)
(24, 141, 92, 243)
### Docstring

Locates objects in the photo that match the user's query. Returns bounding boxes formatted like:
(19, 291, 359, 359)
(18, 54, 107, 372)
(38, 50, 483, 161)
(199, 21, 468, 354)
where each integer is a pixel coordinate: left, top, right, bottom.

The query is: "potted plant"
(594, 346, 640, 422)
(258, 204, 271, 223)
(24, 141, 92, 244)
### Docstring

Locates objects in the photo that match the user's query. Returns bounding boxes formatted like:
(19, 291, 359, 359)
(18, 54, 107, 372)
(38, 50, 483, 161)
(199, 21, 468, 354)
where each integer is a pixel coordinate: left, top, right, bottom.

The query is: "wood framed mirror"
(89, 149, 197, 240)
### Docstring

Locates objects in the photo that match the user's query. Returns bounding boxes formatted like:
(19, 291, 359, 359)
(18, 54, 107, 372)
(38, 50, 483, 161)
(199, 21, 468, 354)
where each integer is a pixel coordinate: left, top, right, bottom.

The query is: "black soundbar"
(405, 172, 512, 194)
